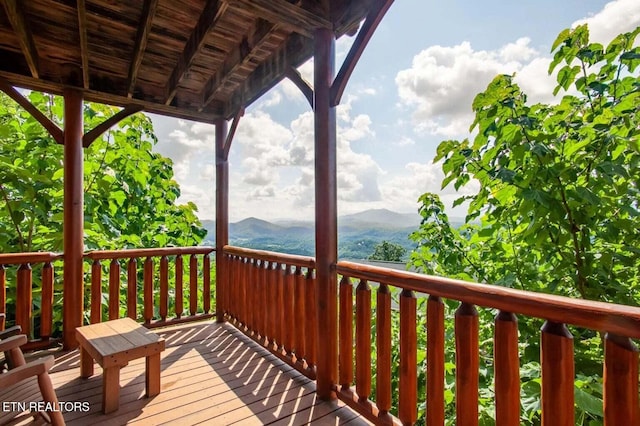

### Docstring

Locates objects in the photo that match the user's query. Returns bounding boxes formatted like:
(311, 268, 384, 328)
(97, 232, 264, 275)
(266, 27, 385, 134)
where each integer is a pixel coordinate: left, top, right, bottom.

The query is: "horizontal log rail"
(0, 252, 63, 351)
(335, 260, 640, 425)
(85, 247, 215, 328)
(222, 245, 317, 379)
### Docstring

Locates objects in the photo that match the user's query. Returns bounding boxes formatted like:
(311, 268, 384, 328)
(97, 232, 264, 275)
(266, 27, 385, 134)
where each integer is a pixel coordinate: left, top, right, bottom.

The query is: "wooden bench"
(75, 318, 165, 413)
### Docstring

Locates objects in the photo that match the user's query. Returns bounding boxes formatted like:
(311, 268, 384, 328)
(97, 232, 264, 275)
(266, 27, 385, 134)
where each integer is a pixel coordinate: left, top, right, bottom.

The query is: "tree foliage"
(406, 25, 640, 424)
(368, 240, 407, 262)
(0, 91, 206, 253)
(410, 24, 640, 305)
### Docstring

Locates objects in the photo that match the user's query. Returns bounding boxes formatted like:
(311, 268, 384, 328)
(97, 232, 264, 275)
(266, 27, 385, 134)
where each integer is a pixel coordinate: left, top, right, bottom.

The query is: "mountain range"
(201, 208, 422, 260)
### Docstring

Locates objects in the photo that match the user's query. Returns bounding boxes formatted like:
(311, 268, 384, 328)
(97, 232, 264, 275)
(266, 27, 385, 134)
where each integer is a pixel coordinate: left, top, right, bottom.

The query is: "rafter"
(200, 20, 280, 111)
(331, 0, 394, 106)
(2, 0, 39, 78)
(227, 0, 330, 38)
(127, 0, 159, 98)
(164, 0, 225, 105)
(82, 105, 144, 147)
(0, 78, 63, 143)
(76, 0, 90, 89)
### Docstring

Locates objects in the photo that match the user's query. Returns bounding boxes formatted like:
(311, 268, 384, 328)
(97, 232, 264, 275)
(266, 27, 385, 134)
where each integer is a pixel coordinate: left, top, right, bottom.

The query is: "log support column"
(63, 89, 84, 349)
(314, 27, 338, 400)
(215, 119, 229, 323)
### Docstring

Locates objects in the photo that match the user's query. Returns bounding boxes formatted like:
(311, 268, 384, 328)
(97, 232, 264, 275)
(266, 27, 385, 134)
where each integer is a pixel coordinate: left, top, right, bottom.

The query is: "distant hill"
(201, 208, 424, 260)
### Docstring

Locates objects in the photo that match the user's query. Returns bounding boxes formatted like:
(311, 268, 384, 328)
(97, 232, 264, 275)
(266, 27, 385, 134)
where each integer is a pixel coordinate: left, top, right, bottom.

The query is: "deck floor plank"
(4, 321, 370, 426)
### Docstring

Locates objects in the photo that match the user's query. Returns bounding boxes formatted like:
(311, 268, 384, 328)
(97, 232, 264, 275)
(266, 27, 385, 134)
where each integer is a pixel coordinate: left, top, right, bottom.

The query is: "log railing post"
(0, 264, 5, 330)
(604, 333, 639, 424)
(189, 254, 197, 316)
(143, 257, 153, 324)
(203, 253, 211, 314)
(399, 289, 417, 425)
(355, 279, 371, 401)
(127, 258, 137, 320)
(294, 265, 306, 366)
(284, 265, 295, 355)
(108, 259, 120, 320)
(455, 302, 479, 425)
(541, 321, 574, 426)
(90, 260, 102, 324)
(40, 262, 54, 340)
(174, 255, 183, 319)
(376, 283, 392, 421)
(427, 295, 445, 426)
(159, 255, 168, 321)
(16, 263, 32, 338)
(494, 311, 520, 425)
(339, 276, 353, 391)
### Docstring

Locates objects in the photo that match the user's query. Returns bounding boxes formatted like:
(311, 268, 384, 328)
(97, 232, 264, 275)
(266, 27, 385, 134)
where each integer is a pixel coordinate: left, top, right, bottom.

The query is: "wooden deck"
(5, 321, 370, 426)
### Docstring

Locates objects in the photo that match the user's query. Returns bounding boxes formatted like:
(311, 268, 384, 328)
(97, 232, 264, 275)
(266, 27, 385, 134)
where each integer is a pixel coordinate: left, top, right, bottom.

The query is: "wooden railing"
(335, 260, 640, 425)
(0, 252, 63, 350)
(84, 247, 215, 328)
(222, 245, 318, 378)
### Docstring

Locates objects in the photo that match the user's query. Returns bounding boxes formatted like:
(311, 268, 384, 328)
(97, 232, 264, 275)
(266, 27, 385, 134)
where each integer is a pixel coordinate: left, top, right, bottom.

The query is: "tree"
(410, 24, 640, 306)
(0, 91, 206, 253)
(368, 240, 407, 262)
(406, 25, 640, 424)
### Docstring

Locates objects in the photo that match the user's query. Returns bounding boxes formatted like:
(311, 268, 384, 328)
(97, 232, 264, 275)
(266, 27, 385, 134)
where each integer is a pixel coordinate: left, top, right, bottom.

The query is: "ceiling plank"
(2, 0, 39, 78)
(127, 0, 159, 98)
(331, 0, 394, 106)
(164, 0, 225, 105)
(76, 0, 89, 89)
(227, 0, 331, 38)
(200, 20, 281, 110)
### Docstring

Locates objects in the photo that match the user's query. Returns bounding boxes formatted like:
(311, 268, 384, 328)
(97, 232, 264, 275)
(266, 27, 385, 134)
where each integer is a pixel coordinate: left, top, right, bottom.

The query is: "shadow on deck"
(7, 321, 370, 426)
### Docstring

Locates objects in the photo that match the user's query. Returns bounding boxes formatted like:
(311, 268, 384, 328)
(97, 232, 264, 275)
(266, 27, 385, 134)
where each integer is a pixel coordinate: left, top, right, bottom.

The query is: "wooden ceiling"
(0, 0, 376, 122)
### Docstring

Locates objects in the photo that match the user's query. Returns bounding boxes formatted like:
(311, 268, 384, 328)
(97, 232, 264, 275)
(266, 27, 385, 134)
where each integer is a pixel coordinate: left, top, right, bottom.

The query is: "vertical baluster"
(127, 258, 137, 320)
(376, 283, 392, 420)
(203, 253, 211, 314)
(40, 261, 54, 340)
(109, 259, 120, 320)
(294, 266, 306, 366)
(399, 289, 417, 425)
(0, 264, 5, 330)
(495, 311, 520, 425)
(17, 263, 32, 338)
(248, 259, 257, 335)
(144, 257, 154, 324)
(175, 255, 183, 319)
(455, 302, 479, 425)
(283, 265, 295, 355)
(268, 262, 278, 349)
(240, 257, 248, 330)
(305, 268, 317, 368)
(159, 255, 168, 321)
(226, 255, 235, 320)
(355, 279, 371, 401)
(275, 263, 285, 353)
(261, 260, 269, 344)
(604, 333, 639, 424)
(339, 275, 353, 391)
(189, 254, 198, 315)
(90, 259, 102, 324)
(234, 255, 241, 321)
(540, 321, 574, 426)
(427, 295, 445, 426)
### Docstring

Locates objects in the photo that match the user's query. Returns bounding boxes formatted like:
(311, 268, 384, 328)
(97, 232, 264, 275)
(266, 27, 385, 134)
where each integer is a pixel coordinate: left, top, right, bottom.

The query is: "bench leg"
(145, 353, 161, 397)
(102, 366, 120, 414)
(80, 346, 94, 378)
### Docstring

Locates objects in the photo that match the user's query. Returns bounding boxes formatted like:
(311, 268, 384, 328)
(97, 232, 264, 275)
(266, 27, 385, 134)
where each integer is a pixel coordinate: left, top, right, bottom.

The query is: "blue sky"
(149, 0, 640, 222)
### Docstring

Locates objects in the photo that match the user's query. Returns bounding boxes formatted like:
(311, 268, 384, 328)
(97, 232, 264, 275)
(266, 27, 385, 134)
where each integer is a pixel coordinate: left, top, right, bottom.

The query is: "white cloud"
(573, 0, 640, 44)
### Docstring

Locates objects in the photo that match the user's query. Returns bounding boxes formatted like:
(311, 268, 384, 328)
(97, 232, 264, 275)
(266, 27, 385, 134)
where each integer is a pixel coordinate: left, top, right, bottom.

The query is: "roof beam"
(227, 0, 331, 38)
(331, 0, 394, 106)
(83, 105, 144, 147)
(2, 0, 39, 78)
(164, 0, 225, 105)
(76, 0, 90, 89)
(200, 20, 279, 110)
(0, 78, 63, 143)
(127, 0, 159, 98)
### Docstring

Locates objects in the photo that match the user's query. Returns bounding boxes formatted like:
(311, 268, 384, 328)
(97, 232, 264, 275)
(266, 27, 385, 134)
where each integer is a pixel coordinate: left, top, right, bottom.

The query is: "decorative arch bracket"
(82, 104, 144, 147)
